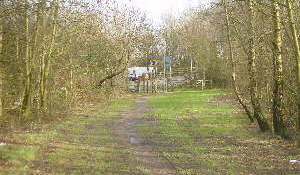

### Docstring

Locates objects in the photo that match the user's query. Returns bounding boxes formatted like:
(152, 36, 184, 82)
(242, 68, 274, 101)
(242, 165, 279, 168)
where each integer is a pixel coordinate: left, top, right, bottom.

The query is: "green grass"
(138, 89, 300, 175)
(0, 98, 147, 175)
(1, 90, 299, 175)
(0, 145, 38, 175)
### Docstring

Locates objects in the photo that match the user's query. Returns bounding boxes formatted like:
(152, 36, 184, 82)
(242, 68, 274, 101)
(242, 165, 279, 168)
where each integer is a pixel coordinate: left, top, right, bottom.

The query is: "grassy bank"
(0, 98, 145, 175)
(139, 89, 300, 175)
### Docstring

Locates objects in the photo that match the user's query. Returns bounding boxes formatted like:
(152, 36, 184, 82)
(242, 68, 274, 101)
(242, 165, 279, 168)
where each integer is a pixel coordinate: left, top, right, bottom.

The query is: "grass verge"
(0, 98, 147, 175)
(138, 89, 300, 175)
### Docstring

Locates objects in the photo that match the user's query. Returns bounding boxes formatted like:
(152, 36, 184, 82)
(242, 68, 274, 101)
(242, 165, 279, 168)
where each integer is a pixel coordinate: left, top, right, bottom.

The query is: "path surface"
(3, 91, 299, 175)
(1, 96, 178, 175)
(112, 96, 176, 175)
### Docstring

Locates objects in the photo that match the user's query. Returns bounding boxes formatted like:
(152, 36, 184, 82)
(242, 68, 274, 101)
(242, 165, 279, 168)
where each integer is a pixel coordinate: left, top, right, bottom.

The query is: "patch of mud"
(112, 96, 176, 175)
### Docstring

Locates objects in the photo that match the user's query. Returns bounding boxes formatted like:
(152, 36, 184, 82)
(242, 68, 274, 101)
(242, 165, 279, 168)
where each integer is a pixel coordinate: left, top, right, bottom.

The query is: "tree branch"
(97, 51, 130, 87)
(97, 66, 127, 87)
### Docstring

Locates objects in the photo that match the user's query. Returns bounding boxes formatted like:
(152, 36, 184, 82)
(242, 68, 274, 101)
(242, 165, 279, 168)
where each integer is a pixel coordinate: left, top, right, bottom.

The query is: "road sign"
(150, 60, 157, 66)
(164, 56, 172, 68)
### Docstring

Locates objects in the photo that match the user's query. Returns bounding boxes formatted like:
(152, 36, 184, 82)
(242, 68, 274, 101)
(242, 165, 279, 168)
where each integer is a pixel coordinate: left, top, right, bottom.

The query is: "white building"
(128, 67, 154, 78)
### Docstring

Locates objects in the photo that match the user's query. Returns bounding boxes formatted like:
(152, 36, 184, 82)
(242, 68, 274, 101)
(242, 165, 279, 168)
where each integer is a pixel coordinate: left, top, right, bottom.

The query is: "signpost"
(150, 60, 157, 66)
(164, 56, 172, 69)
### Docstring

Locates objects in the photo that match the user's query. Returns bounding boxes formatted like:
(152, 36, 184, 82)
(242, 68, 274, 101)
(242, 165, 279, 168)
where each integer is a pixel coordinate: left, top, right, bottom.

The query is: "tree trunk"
(69, 54, 73, 101)
(31, 0, 44, 68)
(272, 0, 289, 138)
(286, 0, 300, 146)
(40, 0, 58, 110)
(222, 0, 254, 123)
(247, 0, 270, 132)
(21, 0, 32, 118)
(0, 2, 3, 119)
(33, 0, 45, 114)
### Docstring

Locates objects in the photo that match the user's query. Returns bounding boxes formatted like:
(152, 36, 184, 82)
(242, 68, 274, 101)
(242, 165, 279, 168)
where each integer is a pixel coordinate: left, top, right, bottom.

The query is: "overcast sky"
(121, 0, 212, 24)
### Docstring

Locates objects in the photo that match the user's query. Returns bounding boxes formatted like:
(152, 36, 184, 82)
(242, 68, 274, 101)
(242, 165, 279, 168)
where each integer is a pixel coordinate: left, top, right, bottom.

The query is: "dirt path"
(0, 96, 177, 175)
(112, 96, 176, 175)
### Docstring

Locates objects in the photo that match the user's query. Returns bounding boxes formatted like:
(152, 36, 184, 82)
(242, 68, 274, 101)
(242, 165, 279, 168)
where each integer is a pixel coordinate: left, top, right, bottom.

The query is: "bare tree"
(21, 0, 32, 118)
(222, 0, 254, 123)
(39, 0, 59, 111)
(247, 0, 270, 131)
(271, 0, 289, 138)
(0, 0, 3, 119)
(286, 0, 300, 145)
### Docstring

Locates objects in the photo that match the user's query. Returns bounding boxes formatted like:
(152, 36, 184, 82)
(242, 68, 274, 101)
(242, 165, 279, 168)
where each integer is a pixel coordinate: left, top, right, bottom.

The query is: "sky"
(122, 0, 211, 24)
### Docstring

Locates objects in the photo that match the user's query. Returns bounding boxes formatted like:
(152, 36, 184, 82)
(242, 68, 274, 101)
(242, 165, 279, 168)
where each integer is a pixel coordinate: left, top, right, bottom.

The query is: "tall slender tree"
(286, 0, 300, 146)
(272, 0, 288, 138)
(247, 0, 270, 131)
(0, 0, 3, 119)
(21, 0, 32, 118)
(40, 0, 59, 111)
(222, 0, 254, 123)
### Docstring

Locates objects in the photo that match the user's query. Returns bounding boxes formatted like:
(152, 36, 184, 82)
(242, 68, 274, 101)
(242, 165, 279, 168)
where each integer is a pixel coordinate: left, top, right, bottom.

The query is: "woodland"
(0, 0, 300, 151)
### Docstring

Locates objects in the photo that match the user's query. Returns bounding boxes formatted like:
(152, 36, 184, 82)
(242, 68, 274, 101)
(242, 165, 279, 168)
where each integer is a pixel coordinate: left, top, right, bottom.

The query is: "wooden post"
(146, 73, 149, 93)
(137, 77, 140, 93)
